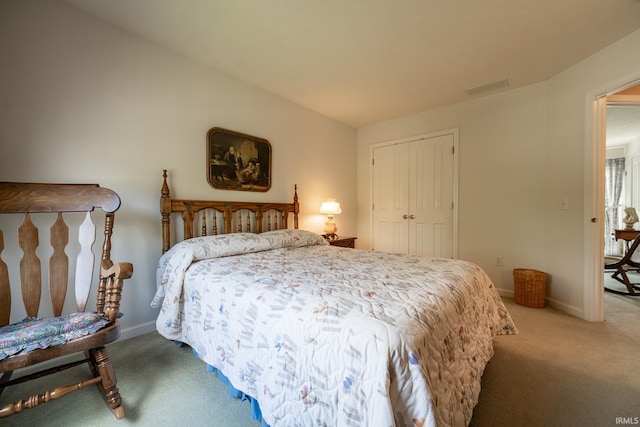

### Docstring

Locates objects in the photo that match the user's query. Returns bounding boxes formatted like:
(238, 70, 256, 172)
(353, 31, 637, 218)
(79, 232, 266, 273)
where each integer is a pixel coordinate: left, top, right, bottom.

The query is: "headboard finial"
(293, 184, 299, 230)
(161, 170, 169, 198)
(161, 170, 171, 253)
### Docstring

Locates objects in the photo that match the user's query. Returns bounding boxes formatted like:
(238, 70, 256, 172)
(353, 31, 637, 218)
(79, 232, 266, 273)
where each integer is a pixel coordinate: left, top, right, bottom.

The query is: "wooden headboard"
(160, 170, 299, 253)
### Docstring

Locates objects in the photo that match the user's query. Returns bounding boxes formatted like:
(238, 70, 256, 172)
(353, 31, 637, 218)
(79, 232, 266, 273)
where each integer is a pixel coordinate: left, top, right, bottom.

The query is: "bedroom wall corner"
(357, 28, 640, 319)
(357, 83, 549, 296)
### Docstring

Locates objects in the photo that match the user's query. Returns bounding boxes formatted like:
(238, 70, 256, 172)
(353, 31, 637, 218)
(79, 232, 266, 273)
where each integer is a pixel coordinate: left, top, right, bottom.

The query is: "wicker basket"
(513, 268, 549, 308)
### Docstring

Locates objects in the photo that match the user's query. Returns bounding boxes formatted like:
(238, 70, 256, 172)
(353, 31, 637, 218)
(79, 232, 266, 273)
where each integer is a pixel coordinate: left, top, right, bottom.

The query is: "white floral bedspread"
(152, 230, 516, 427)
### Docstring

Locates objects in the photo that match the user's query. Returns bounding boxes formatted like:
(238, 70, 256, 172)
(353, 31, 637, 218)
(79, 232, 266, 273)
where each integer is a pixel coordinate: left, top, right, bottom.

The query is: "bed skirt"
(191, 347, 269, 427)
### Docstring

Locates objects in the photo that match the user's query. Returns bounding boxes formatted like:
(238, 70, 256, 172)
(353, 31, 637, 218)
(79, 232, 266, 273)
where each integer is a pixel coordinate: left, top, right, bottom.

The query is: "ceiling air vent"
(465, 79, 510, 96)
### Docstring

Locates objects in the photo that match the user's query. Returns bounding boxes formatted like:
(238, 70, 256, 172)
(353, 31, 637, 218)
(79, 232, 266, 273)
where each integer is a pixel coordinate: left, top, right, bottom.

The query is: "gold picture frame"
(206, 127, 272, 192)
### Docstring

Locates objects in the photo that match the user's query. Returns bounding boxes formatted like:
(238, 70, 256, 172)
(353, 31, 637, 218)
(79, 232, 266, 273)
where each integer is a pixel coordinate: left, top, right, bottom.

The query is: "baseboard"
(497, 288, 514, 299)
(498, 288, 585, 319)
(119, 321, 156, 341)
(545, 297, 584, 319)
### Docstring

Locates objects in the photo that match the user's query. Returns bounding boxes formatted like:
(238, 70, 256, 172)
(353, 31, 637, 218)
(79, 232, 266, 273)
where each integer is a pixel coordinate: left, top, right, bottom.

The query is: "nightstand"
(325, 236, 357, 248)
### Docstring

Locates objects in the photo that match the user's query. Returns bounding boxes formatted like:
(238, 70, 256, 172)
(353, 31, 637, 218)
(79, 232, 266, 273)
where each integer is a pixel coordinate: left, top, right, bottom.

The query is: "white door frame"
(369, 128, 459, 258)
(584, 74, 640, 321)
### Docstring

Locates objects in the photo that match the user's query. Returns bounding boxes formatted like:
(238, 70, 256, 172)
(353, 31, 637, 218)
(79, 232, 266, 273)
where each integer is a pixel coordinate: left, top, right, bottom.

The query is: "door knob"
(402, 214, 408, 219)
(408, 214, 415, 219)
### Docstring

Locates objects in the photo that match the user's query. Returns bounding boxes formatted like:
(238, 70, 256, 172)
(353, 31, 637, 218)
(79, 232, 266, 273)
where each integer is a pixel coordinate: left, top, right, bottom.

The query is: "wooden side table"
(614, 229, 640, 254)
(325, 236, 357, 248)
(614, 229, 640, 241)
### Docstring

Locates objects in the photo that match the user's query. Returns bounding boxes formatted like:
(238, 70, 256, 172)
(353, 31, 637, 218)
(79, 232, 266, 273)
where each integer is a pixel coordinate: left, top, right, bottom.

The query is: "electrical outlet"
(560, 197, 569, 210)
(496, 255, 503, 266)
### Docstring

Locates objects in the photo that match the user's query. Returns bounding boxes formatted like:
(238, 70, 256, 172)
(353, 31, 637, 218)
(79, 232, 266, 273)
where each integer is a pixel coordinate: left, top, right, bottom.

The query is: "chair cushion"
(0, 312, 109, 361)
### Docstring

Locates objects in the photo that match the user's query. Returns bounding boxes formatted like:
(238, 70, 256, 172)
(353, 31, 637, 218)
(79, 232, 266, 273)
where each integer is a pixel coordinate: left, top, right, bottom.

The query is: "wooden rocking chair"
(0, 182, 133, 419)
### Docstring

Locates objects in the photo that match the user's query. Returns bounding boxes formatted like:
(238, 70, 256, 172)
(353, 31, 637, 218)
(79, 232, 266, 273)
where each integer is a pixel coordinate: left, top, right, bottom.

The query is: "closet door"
(372, 132, 456, 258)
(410, 133, 455, 257)
(372, 142, 410, 253)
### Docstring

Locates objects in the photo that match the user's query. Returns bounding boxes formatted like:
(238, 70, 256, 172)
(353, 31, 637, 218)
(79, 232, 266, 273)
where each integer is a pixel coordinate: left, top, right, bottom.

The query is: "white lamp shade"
(320, 199, 342, 215)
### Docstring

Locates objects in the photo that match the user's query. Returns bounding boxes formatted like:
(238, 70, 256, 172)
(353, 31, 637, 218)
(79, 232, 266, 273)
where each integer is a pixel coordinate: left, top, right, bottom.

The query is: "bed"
(151, 171, 517, 427)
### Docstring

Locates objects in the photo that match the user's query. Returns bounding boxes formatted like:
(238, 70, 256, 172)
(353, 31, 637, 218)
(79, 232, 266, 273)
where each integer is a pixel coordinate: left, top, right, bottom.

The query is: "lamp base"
(322, 233, 339, 240)
(323, 219, 337, 237)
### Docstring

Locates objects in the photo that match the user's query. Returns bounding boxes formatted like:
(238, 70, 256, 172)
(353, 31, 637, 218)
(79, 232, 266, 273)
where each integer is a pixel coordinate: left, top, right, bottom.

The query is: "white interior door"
(410, 133, 455, 257)
(372, 142, 410, 253)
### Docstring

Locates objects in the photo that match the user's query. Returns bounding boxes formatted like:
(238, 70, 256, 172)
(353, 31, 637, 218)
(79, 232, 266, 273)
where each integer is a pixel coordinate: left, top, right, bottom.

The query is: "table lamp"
(320, 198, 341, 239)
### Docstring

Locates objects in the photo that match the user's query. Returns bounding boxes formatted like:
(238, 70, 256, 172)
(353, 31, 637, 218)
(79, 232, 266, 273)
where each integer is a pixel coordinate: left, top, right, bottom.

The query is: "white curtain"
(604, 157, 625, 256)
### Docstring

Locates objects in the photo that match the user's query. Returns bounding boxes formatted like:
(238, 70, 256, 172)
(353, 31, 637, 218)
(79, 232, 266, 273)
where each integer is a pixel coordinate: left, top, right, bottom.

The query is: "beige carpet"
(2, 280, 639, 427)
(471, 280, 640, 427)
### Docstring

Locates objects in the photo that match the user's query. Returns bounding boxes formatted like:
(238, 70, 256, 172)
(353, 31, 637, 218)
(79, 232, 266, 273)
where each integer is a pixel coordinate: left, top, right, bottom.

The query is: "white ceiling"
(58, 0, 640, 129)
(607, 105, 640, 147)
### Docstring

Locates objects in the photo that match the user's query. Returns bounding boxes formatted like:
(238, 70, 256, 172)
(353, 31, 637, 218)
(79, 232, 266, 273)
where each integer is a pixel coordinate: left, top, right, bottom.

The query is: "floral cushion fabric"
(0, 312, 109, 360)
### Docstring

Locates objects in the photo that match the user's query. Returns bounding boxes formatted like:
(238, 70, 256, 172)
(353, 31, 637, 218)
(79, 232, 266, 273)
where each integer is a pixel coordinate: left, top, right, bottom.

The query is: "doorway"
(587, 79, 640, 321)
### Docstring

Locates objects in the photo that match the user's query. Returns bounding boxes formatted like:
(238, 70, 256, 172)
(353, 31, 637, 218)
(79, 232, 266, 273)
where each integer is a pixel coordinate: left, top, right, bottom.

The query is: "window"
(604, 157, 625, 256)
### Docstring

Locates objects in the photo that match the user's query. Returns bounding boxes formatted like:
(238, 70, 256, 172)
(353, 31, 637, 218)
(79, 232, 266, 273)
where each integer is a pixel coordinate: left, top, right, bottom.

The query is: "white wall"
(545, 29, 640, 316)
(0, 0, 357, 338)
(358, 28, 640, 319)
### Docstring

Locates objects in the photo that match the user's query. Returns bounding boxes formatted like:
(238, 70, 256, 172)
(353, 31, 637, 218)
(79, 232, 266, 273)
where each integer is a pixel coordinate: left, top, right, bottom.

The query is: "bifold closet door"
(372, 133, 455, 257)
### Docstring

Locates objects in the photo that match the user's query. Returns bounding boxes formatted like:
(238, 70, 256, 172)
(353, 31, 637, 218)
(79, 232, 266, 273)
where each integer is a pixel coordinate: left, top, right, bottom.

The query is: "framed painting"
(206, 127, 272, 192)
